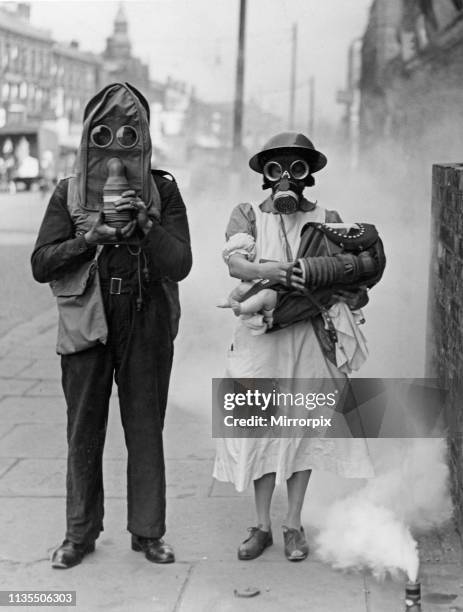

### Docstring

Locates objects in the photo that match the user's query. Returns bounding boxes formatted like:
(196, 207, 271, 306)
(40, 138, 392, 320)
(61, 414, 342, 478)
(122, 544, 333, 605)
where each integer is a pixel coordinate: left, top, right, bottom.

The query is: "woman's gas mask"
(262, 155, 311, 214)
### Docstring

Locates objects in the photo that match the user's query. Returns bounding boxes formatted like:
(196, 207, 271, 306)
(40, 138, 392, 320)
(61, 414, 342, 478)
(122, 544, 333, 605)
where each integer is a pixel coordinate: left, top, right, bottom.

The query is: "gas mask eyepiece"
(90, 124, 139, 149)
(263, 159, 310, 183)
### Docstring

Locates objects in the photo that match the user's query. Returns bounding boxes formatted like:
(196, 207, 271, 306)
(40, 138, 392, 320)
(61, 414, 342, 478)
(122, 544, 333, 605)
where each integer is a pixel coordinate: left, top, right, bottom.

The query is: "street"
(0, 175, 462, 611)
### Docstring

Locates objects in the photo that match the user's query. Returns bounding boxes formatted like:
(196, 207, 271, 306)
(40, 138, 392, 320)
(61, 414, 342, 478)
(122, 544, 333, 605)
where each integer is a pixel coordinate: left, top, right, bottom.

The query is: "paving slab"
(0, 377, 36, 396)
(0, 458, 67, 497)
(0, 559, 191, 612)
(0, 309, 56, 359)
(164, 419, 214, 460)
(163, 495, 287, 563)
(420, 562, 463, 609)
(0, 457, 215, 500)
(0, 498, 66, 563)
(0, 457, 18, 478)
(22, 329, 57, 348)
(0, 357, 33, 378)
(0, 497, 190, 612)
(24, 379, 63, 396)
(165, 458, 214, 499)
(0, 396, 66, 423)
(15, 358, 61, 380)
(0, 421, 16, 440)
(0, 423, 65, 458)
(176, 560, 367, 612)
(364, 575, 406, 611)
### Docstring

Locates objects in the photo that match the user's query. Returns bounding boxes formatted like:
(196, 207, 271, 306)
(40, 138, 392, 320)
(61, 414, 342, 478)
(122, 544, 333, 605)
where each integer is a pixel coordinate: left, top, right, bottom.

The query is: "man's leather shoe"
(51, 540, 95, 569)
(238, 526, 273, 560)
(131, 535, 175, 564)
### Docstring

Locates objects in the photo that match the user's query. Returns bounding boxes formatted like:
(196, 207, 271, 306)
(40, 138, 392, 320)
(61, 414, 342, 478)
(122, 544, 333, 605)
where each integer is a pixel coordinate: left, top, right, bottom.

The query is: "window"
(19, 82, 27, 99)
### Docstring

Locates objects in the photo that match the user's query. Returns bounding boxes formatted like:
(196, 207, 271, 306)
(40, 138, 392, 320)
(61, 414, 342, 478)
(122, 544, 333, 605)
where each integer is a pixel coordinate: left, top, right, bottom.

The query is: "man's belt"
(100, 277, 162, 295)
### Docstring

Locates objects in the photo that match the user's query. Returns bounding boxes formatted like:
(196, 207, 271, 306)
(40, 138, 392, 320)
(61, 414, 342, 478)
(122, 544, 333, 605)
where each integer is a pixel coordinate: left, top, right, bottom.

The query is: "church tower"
(103, 3, 132, 62)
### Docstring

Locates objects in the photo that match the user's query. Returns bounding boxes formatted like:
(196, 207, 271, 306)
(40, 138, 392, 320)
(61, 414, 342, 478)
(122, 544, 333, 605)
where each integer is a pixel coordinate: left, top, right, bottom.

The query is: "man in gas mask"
(31, 83, 192, 568)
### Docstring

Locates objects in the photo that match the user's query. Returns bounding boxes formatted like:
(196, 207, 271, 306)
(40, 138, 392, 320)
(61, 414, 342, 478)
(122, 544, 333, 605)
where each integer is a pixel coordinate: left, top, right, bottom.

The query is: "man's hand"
(115, 190, 153, 236)
(84, 212, 136, 245)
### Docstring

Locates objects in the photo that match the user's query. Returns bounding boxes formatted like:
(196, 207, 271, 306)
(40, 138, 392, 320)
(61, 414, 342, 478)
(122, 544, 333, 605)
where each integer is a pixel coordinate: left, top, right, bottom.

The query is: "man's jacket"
(31, 170, 192, 354)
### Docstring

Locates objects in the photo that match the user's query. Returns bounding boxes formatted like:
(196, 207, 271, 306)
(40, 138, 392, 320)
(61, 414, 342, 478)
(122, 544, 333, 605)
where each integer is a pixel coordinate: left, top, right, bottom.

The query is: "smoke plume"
(313, 438, 452, 581)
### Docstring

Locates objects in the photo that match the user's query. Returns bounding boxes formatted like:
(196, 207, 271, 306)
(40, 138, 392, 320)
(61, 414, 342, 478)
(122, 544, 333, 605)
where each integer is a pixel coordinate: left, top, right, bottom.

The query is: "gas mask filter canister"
(263, 159, 310, 214)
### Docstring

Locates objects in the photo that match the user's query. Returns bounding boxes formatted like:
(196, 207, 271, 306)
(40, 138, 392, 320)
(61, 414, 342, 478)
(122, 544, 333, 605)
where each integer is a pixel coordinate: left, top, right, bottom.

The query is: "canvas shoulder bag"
(50, 178, 108, 355)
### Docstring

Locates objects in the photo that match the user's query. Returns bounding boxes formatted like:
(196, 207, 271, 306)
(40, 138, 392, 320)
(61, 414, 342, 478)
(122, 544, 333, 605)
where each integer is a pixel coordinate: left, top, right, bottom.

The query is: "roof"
(52, 43, 102, 65)
(0, 9, 52, 43)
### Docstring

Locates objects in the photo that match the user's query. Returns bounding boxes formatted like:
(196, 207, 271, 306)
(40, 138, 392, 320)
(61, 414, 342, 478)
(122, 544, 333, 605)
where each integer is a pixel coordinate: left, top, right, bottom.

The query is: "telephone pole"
(288, 22, 298, 130)
(308, 76, 315, 136)
(233, 0, 247, 151)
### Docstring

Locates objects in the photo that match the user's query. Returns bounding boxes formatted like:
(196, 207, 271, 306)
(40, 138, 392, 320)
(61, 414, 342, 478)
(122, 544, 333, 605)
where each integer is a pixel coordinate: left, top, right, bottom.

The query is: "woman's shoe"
(282, 525, 309, 561)
(238, 526, 273, 560)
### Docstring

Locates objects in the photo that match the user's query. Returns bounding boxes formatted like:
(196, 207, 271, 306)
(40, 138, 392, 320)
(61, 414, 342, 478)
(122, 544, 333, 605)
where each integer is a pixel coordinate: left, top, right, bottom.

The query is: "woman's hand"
(289, 264, 305, 291)
(259, 261, 292, 284)
(115, 190, 153, 236)
(259, 261, 305, 291)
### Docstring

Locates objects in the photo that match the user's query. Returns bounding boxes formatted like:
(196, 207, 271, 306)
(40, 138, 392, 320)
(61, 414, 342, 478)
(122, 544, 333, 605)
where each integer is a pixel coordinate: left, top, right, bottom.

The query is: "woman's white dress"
(212, 202, 374, 492)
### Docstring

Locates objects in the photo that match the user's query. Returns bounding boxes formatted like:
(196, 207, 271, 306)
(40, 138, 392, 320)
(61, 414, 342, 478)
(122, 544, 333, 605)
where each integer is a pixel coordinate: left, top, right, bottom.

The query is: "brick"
(429, 164, 463, 543)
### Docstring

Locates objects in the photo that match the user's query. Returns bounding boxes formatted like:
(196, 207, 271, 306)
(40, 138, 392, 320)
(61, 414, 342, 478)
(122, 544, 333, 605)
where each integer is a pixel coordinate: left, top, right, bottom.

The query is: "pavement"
(0, 309, 463, 612)
(1, 178, 463, 611)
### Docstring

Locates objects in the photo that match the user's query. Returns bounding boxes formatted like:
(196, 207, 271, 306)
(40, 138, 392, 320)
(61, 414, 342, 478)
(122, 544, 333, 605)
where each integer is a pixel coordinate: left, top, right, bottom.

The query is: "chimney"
(16, 3, 30, 21)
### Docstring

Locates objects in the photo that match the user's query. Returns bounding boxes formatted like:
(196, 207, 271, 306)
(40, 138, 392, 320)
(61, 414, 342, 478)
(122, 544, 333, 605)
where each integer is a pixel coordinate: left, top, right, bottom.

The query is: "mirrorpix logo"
(221, 387, 338, 430)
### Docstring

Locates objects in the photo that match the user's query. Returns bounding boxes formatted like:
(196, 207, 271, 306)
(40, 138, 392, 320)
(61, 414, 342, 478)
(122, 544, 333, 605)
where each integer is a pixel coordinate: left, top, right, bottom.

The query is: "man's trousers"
(61, 286, 173, 544)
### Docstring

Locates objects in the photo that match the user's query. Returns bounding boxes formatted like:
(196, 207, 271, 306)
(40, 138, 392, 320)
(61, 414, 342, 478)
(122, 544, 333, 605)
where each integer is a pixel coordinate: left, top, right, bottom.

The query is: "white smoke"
(316, 496, 419, 580)
(312, 438, 452, 581)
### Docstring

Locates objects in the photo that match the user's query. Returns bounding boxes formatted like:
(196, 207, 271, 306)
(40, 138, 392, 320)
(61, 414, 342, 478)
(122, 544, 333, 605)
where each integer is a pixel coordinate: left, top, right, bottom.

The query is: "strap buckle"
(109, 277, 122, 295)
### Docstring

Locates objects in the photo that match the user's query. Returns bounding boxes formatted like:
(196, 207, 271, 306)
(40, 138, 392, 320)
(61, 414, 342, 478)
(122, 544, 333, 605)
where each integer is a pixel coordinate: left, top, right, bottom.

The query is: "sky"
(24, 0, 373, 125)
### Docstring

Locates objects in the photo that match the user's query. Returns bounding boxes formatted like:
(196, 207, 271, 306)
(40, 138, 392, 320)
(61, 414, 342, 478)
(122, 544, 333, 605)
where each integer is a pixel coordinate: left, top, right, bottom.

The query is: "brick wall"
(427, 163, 463, 540)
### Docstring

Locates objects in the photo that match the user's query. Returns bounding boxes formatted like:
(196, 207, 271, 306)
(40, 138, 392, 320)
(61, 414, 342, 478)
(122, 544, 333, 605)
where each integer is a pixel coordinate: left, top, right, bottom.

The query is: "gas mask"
(262, 158, 310, 214)
(75, 83, 155, 218)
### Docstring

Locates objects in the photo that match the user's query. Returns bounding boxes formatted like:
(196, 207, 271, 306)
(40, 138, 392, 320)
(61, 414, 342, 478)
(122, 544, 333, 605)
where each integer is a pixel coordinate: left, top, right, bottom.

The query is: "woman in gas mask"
(213, 132, 385, 562)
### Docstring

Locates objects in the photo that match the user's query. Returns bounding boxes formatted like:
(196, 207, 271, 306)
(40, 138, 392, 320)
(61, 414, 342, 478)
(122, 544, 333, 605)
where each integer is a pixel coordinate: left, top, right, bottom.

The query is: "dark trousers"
(61, 287, 173, 544)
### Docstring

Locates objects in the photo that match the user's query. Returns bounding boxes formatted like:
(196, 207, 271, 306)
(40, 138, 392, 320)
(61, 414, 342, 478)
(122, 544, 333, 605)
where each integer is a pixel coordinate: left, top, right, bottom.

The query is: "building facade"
(0, 3, 54, 127)
(0, 3, 103, 129)
(0, 2, 104, 179)
(358, 0, 463, 170)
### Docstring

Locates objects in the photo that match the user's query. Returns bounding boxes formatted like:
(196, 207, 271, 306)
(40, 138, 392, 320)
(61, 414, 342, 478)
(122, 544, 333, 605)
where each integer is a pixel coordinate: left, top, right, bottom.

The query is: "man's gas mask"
(262, 154, 311, 214)
(76, 83, 156, 221)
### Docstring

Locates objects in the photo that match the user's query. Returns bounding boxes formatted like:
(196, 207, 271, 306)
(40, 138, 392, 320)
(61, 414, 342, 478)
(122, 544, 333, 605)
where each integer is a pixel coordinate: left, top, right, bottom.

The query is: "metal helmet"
(249, 131, 327, 174)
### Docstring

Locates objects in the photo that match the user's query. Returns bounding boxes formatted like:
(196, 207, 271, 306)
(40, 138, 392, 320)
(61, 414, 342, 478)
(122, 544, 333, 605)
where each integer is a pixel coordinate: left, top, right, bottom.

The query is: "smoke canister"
(405, 581, 421, 611)
(103, 157, 133, 228)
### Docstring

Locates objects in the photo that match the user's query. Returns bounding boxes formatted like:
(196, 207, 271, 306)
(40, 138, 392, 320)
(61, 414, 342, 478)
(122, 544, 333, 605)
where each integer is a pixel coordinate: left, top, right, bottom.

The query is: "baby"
(218, 279, 368, 373)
